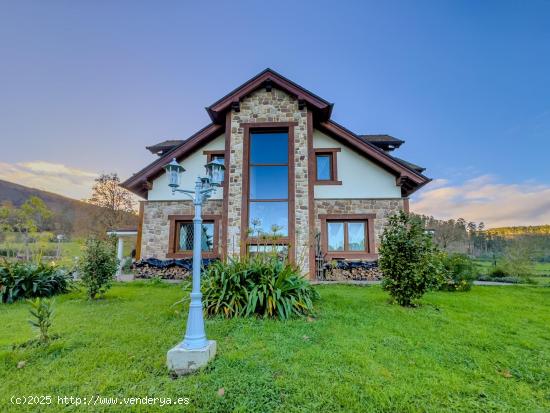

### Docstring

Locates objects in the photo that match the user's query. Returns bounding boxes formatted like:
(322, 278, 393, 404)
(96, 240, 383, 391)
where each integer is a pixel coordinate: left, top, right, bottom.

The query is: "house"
(121, 69, 430, 278)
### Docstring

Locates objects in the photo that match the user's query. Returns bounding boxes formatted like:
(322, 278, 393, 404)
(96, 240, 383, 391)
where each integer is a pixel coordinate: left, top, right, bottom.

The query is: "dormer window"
(314, 148, 341, 185)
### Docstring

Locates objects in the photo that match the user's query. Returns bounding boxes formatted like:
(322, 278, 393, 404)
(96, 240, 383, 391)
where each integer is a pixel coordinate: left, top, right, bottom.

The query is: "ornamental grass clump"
(379, 211, 444, 306)
(201, 255, 319, 320)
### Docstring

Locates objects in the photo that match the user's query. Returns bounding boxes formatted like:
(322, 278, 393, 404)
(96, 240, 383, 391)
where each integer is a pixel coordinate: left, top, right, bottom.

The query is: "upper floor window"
(314, 148, 341, 185)
(204, 150, 225, 183)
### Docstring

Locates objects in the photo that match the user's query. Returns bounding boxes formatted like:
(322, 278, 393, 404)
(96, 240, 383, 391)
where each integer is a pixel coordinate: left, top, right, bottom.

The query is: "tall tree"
(87, 173, 136, 233)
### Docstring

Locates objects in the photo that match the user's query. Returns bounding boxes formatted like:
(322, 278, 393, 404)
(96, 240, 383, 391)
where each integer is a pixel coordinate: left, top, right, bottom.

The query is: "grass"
(1, 283, 549, 412)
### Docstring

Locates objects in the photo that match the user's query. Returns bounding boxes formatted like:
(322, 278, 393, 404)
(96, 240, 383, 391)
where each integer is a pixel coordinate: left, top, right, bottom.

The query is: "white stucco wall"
(313, 130, 401, 199)
(148, 134, 225, 200)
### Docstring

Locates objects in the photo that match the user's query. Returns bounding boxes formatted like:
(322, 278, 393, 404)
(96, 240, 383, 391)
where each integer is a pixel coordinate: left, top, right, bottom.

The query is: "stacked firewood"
(132, 258, 217, 280)
(133, 263, 190, 280)
(321, 261, 383, 281)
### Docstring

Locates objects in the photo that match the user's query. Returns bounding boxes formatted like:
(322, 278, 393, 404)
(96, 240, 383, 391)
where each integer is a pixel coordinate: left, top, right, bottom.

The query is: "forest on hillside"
(413, 214, 550, 262)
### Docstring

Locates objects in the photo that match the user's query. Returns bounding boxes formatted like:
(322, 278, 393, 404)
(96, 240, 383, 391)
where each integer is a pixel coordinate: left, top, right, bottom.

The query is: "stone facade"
(226, 87, 311, 273)
(314, 198, 405, 254)
(141, 200, 223, 259)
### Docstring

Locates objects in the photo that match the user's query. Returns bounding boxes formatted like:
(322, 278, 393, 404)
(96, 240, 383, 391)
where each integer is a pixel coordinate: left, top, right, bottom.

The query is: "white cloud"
(411, 175, 550, 228)
(0, 161, 98, 200)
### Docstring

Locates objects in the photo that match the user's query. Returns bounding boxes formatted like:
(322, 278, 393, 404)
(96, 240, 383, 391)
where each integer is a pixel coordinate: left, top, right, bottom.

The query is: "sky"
(1, 0, 549, 228)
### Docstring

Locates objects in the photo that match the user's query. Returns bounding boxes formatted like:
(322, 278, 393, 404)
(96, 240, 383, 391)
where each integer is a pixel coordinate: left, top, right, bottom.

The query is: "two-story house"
(122, 69, 430, 278)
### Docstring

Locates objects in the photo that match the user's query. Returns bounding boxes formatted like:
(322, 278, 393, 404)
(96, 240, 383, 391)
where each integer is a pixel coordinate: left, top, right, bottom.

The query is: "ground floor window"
(167, 214, 219, 258)
(319, 214, 376, 260)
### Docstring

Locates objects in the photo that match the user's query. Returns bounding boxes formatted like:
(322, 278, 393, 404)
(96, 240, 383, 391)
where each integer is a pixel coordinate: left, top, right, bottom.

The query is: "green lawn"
(1, 283, 549, 412)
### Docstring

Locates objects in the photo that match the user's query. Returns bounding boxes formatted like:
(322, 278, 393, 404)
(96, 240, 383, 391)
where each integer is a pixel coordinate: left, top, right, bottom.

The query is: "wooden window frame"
(314, 148, 342, 185)
(319, 214, 376, 260)
(203, 150, 226, 185)
(167, 214, 220, 259)
(240, 122, 297, 261)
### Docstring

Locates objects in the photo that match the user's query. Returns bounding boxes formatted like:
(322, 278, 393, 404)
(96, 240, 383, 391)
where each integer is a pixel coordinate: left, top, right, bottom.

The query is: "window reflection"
(328, 222, 344, 251)
(316, 154, 332, 180)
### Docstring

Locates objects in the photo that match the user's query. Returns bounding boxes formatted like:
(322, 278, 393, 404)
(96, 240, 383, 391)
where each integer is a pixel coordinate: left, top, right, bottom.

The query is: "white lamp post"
(164, 157, 225, 376)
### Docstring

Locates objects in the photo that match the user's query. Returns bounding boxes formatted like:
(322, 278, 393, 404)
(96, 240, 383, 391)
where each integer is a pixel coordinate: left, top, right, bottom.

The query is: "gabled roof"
(206, 68, 333, 123)
(121, 68, 430, 198)
(146, 139, 185, 156)
(359, 135, 404, 152)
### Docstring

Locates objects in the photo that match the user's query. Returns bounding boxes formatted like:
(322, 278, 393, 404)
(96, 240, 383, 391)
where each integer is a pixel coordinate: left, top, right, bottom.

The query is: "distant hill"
(0, 179, 137, 237)
(485, 225, 550, 237)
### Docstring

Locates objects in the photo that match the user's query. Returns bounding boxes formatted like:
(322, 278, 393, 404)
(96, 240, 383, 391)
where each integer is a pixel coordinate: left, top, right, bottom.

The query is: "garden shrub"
(379, 212, 444, 306)
(78, 237, 118, 299)
(201, 255, 319, 320)
(28, 297, 54, 344)
(440, 253, 477, 291)
(0, 260, 71, 303)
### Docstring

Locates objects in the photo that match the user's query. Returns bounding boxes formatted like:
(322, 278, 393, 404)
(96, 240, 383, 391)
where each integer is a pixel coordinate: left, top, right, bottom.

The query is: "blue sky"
(1, 1, 549, 226)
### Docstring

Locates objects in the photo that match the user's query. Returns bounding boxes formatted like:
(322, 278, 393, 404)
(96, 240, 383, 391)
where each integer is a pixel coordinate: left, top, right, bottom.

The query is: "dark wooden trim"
(203, 150, 225, 162)
(167, 214, 221, 259)
(221, 112, 231, 260)
(288, 125, 296, 263)
(403, 198, 410, 214)
(313, 148, 342, 185)
(240, 123, 296, 262)
(135, 201, 144, 260)
(319, 214, 377, 261)
(306, 111, 316, 279)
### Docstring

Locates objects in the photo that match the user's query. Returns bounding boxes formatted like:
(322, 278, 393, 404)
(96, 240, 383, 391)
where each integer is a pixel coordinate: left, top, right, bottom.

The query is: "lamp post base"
(167, 340, 217, 376)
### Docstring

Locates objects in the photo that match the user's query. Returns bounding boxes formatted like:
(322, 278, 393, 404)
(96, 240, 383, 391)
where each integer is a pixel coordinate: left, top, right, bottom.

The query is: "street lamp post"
(164, 157, 225, 376)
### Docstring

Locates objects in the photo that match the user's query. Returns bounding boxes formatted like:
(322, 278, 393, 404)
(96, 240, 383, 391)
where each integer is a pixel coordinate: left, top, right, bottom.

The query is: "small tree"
(379, 212, 444, 306)
(87, 173, 136, 233)
(78, 237, 118, 299)
(28, 297, 54, 344)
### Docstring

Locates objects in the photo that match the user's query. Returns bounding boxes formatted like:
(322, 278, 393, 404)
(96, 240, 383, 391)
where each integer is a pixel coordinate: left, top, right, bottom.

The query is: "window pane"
(212, 155, 225, 181)
(328, 222, 344, 251)
(248, 202, 288, 236)
(250, 166, 288, 199)
(348, 222, 365, 251)
(178, 222, 214, 252)
(316, 154, 332, 180)
(250, 132, 288, 164)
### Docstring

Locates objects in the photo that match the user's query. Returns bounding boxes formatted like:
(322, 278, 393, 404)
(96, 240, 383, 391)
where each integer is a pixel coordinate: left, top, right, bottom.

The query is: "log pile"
(321, 260, 383, 281)
(133, 263, 190, 280)
(132, 258, 217, 280)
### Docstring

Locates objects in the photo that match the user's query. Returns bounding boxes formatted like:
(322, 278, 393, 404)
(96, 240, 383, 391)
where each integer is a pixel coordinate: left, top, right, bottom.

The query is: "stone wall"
(141, 200, 223, 259)
(226, 87, 311, 273)
(314, 198, 405, 254)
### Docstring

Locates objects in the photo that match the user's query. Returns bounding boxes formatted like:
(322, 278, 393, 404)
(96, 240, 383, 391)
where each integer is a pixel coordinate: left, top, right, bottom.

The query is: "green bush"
(0, 260, 71, 303)
(440, 253, 477, 291)
(201, 255, 319, 320)
(379, 212, 444, 306)
(487, 265, 508, 278)
(78, 237, 118, 299)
